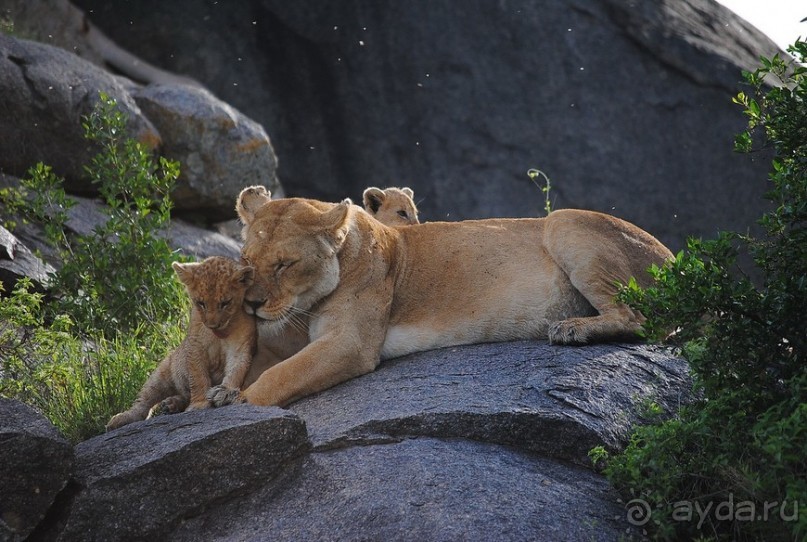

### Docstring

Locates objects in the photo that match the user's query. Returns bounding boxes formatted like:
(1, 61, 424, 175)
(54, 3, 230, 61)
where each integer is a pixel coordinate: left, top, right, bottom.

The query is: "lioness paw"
(206, 384, 246, 407)
(548, 319, 591, 345)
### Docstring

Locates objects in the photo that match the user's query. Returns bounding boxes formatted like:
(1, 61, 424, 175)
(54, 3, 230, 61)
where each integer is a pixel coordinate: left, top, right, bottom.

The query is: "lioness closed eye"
(209, 185, 673, 409)
(106, 256, 256, 431)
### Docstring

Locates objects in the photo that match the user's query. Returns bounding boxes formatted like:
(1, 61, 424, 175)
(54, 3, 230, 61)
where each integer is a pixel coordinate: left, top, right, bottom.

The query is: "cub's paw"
(206, 385, 246, 407)
(548, 319, 590, 345)
(147, 396, 186, 419)
(106, 411, 137, 431)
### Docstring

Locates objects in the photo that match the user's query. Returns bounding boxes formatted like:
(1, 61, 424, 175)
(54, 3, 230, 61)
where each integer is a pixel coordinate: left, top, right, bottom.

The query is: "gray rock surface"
(57, 406, 308, 541)
(133, 84, 281, 219)
(0, 0, 199, 87)
(0, 225, 54, 291)
(0, 398, 74, 542)
(73, 0, 783, 252)
(0, 34, 160, 192)
(38, 341, 687, 541)
(171, 438, 630, 542)
(0, 34, 282, 221)
(0, 175, 241, 265)
(289, 342, 690, 464)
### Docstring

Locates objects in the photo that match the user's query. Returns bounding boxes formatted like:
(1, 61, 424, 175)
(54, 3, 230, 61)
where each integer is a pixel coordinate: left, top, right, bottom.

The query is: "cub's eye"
(274, 260, 297, 274)
(241, 255, 253, 267)
(220, 299, 232, 309)
(196, 300, 206, 310)
(397, 210, 409, 218)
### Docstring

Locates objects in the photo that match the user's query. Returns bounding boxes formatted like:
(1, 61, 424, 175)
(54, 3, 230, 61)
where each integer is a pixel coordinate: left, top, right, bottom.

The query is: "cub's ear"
(172, 261, 199, 286)
(321, 199, 353, 249)
(235, 265, 255, 286)
(362, 187, 385, 215)
(236, 186, 272, 225)
(401, 187, 414, 199)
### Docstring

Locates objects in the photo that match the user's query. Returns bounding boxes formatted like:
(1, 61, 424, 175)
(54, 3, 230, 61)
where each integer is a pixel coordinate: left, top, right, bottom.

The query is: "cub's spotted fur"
(106, 256, 255, 430)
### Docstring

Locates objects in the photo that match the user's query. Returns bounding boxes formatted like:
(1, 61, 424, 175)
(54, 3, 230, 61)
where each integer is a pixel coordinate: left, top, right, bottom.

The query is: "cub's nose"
(244, 299, 264, 313)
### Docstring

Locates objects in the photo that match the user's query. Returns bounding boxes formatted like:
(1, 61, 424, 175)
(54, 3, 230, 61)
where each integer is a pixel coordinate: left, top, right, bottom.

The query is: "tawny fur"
(207, 185, 673, 409)
(236, 186, 423, 389)
(106, 256, 256, 431)
(362, 186, 419, 226)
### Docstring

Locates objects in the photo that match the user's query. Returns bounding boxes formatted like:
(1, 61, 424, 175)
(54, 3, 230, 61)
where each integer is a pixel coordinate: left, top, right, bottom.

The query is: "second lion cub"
(363, 186, 420, 226)
(106, 256, 256, 431)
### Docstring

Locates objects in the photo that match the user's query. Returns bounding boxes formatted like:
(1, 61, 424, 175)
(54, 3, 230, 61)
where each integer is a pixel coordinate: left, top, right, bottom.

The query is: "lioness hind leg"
(547, 263, 645, 345)
(548, 305, 644, 345)
(543, 210, 668, 345)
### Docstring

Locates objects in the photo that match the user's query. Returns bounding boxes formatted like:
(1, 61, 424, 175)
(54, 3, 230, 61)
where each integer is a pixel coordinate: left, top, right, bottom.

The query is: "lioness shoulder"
(106, 256, 256, 431)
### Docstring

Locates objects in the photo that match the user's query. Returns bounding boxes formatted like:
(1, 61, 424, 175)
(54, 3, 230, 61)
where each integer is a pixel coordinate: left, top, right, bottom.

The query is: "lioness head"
(172, 256, 254, 337)
(235, 185, 353, 332)
(362, 186, 419, 226)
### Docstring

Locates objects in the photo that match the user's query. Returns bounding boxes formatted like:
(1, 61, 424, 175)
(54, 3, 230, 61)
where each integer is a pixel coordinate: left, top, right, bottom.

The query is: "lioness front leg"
(213, 334, 380, 407)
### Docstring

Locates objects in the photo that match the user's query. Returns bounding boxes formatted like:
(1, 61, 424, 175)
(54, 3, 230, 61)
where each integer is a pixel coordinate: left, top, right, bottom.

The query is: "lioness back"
(106, 256, 256, 431)
(213, 186, 672, 408)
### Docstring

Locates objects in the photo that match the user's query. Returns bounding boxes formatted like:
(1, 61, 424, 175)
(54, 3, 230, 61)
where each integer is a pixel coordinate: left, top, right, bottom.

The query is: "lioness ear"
(236, 185, 272, 225)
(401, 187, 414, 199)
(321, 199, 353, 249)
(362, 187, 385, 215)
(172, 261, 198, 286)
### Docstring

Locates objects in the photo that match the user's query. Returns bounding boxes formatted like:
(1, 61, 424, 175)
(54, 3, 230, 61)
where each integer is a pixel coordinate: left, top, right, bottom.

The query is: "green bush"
(0, 93, 188, 442)
(601, 41, 807, 541)
(7, 93, 185, 337)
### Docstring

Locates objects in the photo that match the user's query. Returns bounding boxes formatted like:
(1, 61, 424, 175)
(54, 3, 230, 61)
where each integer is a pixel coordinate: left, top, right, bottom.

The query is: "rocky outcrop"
(0, 33, 160, 192)
(56, 407, 308, 541)
(0, 225, 53, 291)
(133, 84, 281, 215)
(288, 342, 689, 462)
(0, 33, 282, 221)
(0, 398, 74, 542)
(15, 341, 690, 540)
(70, 0, 783, 251)
(0, 175, 241, 266)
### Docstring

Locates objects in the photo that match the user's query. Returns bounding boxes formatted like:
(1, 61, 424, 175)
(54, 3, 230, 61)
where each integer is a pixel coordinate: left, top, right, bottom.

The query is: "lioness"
(209, 186, 672, 408)
(107, 256, 256, 430)
(362, 186, 419, 226)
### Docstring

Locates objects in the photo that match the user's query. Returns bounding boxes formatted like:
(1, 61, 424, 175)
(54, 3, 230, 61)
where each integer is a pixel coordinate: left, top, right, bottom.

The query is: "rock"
(0, 0, 201, 87)
(40, 341, 686, 540)
(289, 341, 690, 464)
(0, 398, 74, 542)
(56, 406, 308, 541)
(0, 34, 160, 192)
(132, 84, 281, 219)
(171, 438, 635, 542)
(0, 225, 54, 291)
(60, 195, 242, 260)
(74, 0, 782, 252)
(0, 175, 241, 267)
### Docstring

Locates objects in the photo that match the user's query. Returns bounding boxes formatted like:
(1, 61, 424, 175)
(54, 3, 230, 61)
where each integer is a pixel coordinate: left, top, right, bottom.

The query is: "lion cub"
(106, 256, 256, 431)
(363, 186, 419, 226)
